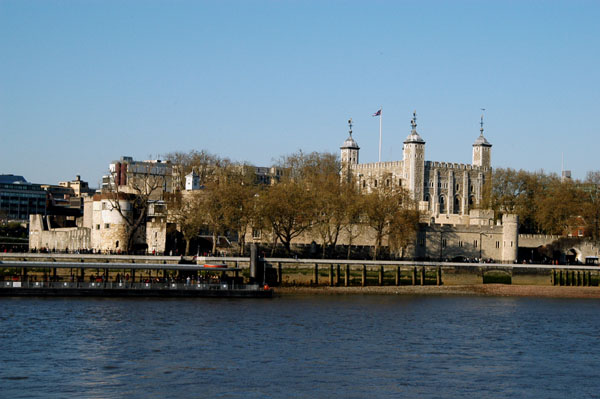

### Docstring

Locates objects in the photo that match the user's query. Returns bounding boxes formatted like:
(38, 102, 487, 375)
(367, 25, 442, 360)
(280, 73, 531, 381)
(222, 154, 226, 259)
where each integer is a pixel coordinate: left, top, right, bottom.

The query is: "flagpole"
(378, 107, 382, 162)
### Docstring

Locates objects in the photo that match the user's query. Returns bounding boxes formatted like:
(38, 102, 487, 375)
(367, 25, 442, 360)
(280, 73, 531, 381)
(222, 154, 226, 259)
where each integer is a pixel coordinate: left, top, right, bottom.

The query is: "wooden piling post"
(437, 266, 442, 286)
(329, 264, 334, 287)
(589, 270, 592, 286)
(577, 271, 582, 286)
(362, 265, 367, 287)
(395, 266, 400, 286)
(379, 266, 384, 286)
(314, 263, 319, 286)
(345, 264, 350, 287)
(412, 267, 417, 286)
(278, 262, 283, 285)
(420, 267, 425, 286)
(336, 264, 340, 286)
(551, 269, 555, 285)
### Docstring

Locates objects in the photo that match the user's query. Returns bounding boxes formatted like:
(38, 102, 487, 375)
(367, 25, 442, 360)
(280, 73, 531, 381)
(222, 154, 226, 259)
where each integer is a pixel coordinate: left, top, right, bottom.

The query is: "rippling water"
(1, 295, 599, 398)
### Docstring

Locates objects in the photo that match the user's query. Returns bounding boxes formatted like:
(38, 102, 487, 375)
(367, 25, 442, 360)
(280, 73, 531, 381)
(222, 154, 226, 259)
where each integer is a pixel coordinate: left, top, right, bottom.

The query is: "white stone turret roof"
(341, 134, 360, 149)
(404, 130, 425, 144)
(473, 133, 492, 147)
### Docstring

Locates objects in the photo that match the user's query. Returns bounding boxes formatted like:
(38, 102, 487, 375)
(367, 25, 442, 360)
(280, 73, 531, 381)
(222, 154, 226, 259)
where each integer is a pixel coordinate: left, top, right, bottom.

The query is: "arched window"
(439, 196, 446, 213)
(454, 196, 460, 214)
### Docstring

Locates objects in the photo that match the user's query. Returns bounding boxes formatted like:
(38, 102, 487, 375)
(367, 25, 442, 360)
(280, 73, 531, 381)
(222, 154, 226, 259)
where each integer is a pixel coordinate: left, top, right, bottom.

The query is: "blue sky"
(1, 1, 599, 187)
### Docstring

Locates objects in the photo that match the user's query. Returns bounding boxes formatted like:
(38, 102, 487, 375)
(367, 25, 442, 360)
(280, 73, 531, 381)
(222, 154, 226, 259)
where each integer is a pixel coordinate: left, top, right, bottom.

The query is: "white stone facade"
(341, 112, 492, 223)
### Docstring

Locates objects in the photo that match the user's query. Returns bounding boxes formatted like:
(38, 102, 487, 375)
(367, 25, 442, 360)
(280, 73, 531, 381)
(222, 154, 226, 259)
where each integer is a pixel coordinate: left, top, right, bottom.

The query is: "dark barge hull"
(0, 287, 273, 298)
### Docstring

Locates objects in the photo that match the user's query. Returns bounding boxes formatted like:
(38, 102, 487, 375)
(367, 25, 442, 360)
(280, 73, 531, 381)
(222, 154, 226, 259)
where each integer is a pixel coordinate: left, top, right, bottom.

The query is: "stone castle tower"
(501, 214, 519, 262)
(341, 111, 493, 221)
(402, 111, 426, 202)
(472, 114, 492, 168)
(340, 118, 360, 182)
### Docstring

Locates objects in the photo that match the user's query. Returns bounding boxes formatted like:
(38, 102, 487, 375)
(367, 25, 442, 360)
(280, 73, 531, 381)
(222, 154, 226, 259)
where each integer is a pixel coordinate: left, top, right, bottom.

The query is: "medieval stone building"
(341, 112, 492, 224)
(336, 111, 518, 262)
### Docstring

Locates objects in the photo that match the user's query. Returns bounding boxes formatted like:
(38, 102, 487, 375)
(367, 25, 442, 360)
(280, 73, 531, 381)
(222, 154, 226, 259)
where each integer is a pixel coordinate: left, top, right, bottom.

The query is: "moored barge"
(0, 261, 273, 298)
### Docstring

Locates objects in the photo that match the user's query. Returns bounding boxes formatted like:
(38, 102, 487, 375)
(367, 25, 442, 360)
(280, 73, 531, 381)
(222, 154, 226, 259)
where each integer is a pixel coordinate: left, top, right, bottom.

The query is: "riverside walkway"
(0, 253, 598, 287)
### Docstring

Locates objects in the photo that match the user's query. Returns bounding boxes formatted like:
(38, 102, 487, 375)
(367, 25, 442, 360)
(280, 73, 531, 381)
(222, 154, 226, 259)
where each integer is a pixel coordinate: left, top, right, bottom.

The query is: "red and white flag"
(372, 109, 381, 117)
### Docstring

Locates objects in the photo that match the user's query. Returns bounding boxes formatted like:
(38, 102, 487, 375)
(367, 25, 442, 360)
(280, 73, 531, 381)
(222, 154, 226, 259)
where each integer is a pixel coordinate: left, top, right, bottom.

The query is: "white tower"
(472, 113, 492, 169)
(402, 111, 426, 201)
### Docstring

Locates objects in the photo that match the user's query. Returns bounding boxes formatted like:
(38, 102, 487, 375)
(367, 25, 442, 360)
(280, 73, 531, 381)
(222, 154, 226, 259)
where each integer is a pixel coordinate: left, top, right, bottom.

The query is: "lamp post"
(479, 232, 490, 262)
(440, 229, 443, 261)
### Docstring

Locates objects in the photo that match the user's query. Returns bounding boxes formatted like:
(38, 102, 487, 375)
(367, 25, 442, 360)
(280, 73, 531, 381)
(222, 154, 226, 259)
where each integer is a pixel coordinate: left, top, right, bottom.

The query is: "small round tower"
(502, 214, 519, 263)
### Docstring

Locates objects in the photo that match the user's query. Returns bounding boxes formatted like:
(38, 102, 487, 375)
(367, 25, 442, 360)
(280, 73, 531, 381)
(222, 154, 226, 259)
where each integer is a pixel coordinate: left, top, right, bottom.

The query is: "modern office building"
(0, 175, 47, 222)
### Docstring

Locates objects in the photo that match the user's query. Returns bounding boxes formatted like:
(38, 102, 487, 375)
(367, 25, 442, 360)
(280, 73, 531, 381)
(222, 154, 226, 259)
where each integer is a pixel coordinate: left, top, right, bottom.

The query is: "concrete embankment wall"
(1, 254, 597, 287)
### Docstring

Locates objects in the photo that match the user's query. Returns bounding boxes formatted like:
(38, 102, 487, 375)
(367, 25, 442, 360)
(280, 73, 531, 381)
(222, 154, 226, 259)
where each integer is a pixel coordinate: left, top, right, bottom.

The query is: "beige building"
(102, 156, 173, 198)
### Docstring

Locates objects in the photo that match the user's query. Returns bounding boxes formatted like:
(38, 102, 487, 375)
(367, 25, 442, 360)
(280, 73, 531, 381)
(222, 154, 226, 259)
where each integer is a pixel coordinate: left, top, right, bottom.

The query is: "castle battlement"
(426, 161, 479, 170)
(352, 161, 404, 170)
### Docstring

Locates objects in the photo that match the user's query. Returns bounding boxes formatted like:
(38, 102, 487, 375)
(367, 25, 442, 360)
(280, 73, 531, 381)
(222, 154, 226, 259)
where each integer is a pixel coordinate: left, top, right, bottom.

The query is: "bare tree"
(341, 190, 366, 259)
(164, 150, 224, 191)
(259, 180, 315, 255)
(165, 190, 203, 255)
(363, 187, 417, 260)
(104, 164, 167, 253)
(581, 171, 600, 244)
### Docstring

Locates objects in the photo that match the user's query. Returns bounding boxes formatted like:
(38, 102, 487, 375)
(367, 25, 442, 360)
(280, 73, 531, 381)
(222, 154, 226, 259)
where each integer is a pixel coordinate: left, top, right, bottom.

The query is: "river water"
(1, 295, 599, 398)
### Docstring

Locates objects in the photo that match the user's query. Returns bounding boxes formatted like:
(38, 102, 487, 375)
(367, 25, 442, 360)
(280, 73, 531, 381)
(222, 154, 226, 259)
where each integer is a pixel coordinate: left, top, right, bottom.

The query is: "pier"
(0, 255, 273, 298)
(1, 253, 599, 291)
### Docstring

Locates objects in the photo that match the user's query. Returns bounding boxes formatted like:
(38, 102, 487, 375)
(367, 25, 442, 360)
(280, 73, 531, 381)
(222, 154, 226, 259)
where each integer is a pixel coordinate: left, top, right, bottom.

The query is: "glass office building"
(0, 175, 47, 222)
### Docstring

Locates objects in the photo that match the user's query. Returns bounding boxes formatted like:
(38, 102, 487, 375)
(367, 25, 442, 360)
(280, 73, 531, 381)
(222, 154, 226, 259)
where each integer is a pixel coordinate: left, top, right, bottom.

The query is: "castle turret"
(403, 111, 425, 201)
(472, 113, 492, 169)
(341, 118, 360, 181)
(502, 214, 519, 263)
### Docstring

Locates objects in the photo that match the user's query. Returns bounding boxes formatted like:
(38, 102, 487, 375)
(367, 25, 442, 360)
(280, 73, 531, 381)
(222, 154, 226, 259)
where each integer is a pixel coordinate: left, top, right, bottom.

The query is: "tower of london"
(341, 111, 492, 225)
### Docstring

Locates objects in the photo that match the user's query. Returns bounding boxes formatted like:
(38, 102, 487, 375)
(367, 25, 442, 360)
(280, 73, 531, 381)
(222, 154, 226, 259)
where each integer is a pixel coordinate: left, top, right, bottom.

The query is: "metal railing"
(1, 280, 262, 291)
